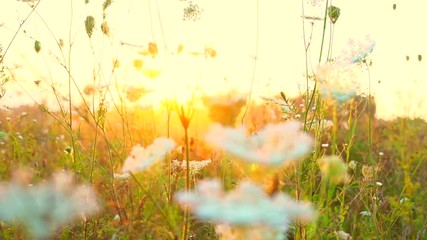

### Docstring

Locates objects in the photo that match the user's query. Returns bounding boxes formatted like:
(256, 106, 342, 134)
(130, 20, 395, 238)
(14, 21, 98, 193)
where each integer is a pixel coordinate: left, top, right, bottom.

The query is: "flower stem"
(332, 103, 338, 155)
(181, 124, 191, 240)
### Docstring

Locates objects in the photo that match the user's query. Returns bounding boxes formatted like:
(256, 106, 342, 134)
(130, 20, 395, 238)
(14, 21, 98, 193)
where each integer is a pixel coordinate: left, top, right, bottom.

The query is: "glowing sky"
(0, 0, 427, 120)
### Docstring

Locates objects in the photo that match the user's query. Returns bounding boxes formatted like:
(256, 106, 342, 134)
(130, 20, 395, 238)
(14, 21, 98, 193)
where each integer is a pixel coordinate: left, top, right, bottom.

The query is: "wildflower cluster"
(316, 61, 360, 103)
(317, 35, 375, 103)
(0, 170, 98, 239)
(338, 35, 376, 64)
(121, 137, 175, 173)
(172, 120, 319, 238)
(171, 159, 212, 175)
(175, 179, 315, 239)
(205, 121, 313, 166)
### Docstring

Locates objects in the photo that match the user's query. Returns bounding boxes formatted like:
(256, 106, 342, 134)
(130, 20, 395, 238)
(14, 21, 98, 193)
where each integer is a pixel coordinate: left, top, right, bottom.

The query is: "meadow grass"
(0, 92, 425, 239)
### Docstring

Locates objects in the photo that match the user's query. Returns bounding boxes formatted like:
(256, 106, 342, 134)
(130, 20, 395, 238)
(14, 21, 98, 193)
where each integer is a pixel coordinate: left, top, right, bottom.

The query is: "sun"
(114, 42, 238, 110)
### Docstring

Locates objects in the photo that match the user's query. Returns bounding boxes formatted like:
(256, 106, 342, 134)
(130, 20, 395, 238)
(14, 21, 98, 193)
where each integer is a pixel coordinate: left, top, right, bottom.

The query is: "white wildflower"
(171, 159, 212, 175)
(113, 172, 130, 179)
(360, 211, 371, 217)
(175, 179, 315, 236)
(399, 197, 410, 204)
(205, 121, 313, 166)
(337, 35, 375, 64)
(215, 223, 287, 240)
(335, 230, 352, 240)
(316, 36, 375, 103)
(121, 138, 175, 173)
(0, 170, 98, 239)
(316, 62, 360, 103)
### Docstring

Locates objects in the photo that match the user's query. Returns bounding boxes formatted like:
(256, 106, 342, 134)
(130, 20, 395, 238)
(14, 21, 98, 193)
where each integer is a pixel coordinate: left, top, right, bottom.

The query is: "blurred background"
(0, 0, 426, 120)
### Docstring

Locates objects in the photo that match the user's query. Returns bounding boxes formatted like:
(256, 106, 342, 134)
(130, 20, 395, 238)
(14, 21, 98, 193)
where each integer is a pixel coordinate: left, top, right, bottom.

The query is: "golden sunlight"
(0, 0, 427, 119)
(1, 1, 427, 239)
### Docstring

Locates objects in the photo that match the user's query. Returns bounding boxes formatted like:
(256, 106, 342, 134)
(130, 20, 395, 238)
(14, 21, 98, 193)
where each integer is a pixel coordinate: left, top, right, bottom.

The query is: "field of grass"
(0, 92, 425, 240)
(0, 1, 426, 240)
